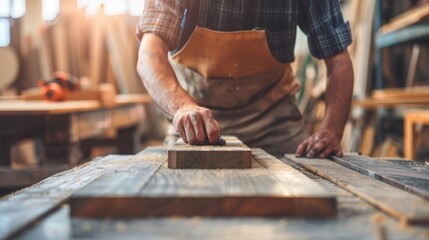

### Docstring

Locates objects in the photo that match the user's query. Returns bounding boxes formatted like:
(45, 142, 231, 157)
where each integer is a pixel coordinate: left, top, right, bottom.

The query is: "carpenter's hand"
(295, 129, 343, 158)
(173, 104, 221, 145)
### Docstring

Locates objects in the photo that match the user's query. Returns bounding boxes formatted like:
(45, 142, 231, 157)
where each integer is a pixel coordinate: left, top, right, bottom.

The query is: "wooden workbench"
(1, 148, 428, 239)
(0, 94, 151, 189)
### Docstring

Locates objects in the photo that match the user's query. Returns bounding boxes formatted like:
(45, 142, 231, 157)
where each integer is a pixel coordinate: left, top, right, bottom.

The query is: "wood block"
(168, 136, 252, 169)
(69, 147, 336, 218)
(286, 154, 429, 224)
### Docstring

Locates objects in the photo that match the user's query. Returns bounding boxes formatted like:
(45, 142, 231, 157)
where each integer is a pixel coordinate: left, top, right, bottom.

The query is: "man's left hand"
(295, 128, 343, 159)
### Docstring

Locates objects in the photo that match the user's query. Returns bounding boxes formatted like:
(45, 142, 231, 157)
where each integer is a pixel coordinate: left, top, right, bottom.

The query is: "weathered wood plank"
(69, 148, 336, 218)
(286, 154, 429, 224)
(168, 135, 252, 169)
(19, 206, 427, 240)
(14, 161, 427, 240)
(0, 165, 69, 189)
(331, 155, 429, 200)
(0, 154, 133, 239)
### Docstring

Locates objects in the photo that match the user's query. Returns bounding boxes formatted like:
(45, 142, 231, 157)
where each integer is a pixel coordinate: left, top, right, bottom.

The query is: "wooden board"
(0, 165, 69, 189)
(330, 155, 429, 200)
(372, 87, 429, 100)
(286, 155, 429, 224)
(0, 154, 132, 239)
(0, 100, 101, 115)
(352, 97, 429, 109)
(106, 17, 145, 94)
(0, 94, 150, 116)
(168, 136, 252, 169)
(381, 4, 429, 34)
(69, 148, 336, 218)
(1, 154, 427, 239)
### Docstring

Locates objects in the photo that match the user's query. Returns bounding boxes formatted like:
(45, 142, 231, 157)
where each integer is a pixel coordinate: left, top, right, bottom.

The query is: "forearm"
(137, 33, 197, 117)
(321, 50, 354, 139)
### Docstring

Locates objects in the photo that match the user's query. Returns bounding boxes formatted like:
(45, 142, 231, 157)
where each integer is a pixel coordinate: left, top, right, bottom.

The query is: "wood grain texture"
(331, 155, 429, 200)
(0, 154, 133, 239)
(286, 154, 429, 224)
(69, 147, 336, 218)
(168, 136, 252, 169)
(0, 165, 69, 189)
(0, 94, 150, 116)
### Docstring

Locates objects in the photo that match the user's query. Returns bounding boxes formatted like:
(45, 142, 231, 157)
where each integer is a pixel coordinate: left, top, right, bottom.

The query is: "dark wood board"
(2, 154, 428, 239)
(18, 205, 428, 240)
(69, 148, 336, 218)
(331, 155, 429, 200)
(0, 165, 69, 189)
(168, 135, 252, 169)
(286, 155, 429, 224)
(16, 156, 428, 240)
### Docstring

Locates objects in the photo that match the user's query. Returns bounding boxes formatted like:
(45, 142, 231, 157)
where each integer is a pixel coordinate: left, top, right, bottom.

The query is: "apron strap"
(176, 0, 201, 52)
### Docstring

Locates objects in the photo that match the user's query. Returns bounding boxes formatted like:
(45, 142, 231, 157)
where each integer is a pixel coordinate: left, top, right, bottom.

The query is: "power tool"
(39, 72, 80, 101)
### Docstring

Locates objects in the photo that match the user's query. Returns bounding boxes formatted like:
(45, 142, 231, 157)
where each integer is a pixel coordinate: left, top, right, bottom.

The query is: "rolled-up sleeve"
(298, 0, 352, 59)
(136, 0, 187, 50)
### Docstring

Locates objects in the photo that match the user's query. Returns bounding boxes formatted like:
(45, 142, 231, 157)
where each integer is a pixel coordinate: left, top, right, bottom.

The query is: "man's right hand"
(173, 104, 221, 145)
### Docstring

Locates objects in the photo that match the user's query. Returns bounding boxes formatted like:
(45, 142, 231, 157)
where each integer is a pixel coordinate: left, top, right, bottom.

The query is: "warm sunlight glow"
(42, 0, 60, 21)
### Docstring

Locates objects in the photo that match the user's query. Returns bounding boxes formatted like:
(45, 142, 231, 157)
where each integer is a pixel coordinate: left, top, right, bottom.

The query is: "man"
(136, 0, 353, 158)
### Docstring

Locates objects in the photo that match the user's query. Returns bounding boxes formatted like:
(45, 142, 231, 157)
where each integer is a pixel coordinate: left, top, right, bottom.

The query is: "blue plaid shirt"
(137, 0, 352, 63)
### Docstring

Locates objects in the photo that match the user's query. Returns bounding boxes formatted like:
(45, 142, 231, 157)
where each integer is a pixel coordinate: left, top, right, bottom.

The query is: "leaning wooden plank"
(168, 135, 252, 169)
(70, 148, 335, 218)
(286, 155, 429, 224)
(0, 154, 132, 239)
(330, 155, 429, 200)
(106, 17, 144, 94)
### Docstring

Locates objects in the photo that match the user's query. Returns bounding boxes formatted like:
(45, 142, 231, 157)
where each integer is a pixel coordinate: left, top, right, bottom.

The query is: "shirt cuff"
(136, 9, 183, 50)
(307, 21, 352, 59)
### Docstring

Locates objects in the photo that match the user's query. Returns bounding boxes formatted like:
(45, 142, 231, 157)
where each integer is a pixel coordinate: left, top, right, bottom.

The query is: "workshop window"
(0, 0, 26, 47)
(78, 0, 145, 16)
(0, 19, 10, 47)
(0, 0, 26, 18)
(42, 0, 60, 21)
(128, 0, 145, 16)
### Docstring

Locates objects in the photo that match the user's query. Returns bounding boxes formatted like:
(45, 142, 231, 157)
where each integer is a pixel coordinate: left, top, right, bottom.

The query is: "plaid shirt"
(137, 0, 352, 62)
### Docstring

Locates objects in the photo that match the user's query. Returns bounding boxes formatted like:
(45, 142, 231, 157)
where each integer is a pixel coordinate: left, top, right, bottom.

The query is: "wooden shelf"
(380, 4, 429, 34)
(0, 94, 151, 115)
(353, 87, 429, 109)
(376, 4, 429, 48)
(376, 22, 429, 48)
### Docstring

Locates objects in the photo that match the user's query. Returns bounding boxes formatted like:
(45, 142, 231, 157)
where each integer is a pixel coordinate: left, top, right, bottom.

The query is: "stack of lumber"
(13, 0, 145, 95)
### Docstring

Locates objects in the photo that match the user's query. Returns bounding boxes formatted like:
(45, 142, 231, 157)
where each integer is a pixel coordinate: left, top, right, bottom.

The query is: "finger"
(184, 116, 196, 144)
(215, 120, 221, 138)
(173, 118, 187, 143)
(177, 122, 187, 143)
(306, 139, 329, 158)
(335, 148, 343, 157)
(190, 113, 205, 144)
(203, 118, 220, 145)
(200, 108, 220, 144)
(319, 145, 335, 159)
(304, 140, 317, 156)
(295, 138, 310, 157)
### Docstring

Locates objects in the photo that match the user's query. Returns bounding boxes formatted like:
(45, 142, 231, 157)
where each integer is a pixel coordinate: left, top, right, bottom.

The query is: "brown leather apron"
(167, 26, 308, 155)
